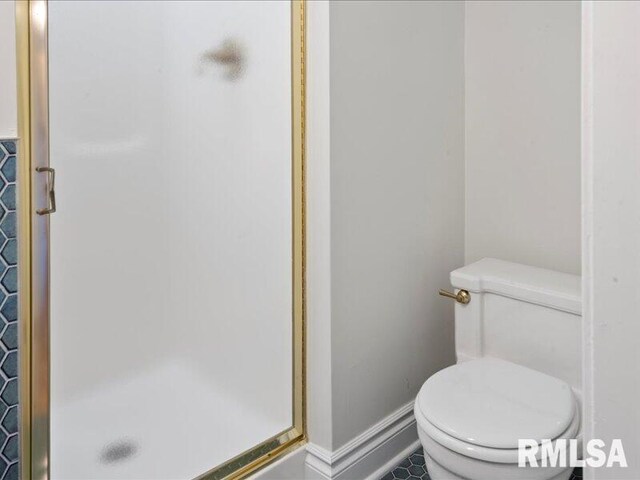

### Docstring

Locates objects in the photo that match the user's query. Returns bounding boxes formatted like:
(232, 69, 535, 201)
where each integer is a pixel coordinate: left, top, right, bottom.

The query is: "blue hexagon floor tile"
(380, 447, 583, 480)
(381, 448, 429, 480)
(0, 140, 18, 479)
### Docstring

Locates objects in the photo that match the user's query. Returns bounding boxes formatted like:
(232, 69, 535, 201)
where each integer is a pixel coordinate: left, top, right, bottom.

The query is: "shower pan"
(16, 1, 306, 479)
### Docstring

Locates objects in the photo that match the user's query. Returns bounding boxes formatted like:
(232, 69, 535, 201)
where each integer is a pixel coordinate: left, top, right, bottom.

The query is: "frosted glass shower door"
(45, 2, 300, 479)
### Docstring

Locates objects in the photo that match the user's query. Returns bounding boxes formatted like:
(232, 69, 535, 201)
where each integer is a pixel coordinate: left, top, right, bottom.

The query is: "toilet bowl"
(415, 358, 580, 480)
(416, 259, 582, 480)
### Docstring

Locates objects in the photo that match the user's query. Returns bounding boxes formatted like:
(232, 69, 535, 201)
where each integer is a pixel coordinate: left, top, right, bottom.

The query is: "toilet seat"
(414, 358, 580, 464)
(415, 397, 580, 464)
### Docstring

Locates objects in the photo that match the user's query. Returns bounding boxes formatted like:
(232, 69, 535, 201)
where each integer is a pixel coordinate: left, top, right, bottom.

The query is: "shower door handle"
(36, 166, 57, 215)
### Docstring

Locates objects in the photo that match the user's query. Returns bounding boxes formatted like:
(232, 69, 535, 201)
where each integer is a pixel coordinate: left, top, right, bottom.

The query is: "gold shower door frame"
(15, 1, 306, 479)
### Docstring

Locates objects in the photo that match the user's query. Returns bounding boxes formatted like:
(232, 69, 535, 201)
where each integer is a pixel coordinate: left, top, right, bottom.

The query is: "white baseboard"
(305, 401, 419, 480)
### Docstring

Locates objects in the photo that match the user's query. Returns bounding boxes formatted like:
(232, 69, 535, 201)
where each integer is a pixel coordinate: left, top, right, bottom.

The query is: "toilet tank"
(450, 258, 581, 392)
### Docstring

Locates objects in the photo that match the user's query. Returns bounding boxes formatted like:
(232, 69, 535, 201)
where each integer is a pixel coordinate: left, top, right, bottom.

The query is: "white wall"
(583, 2, 640, 478)
(306, 0, 333, 454)
(329, 0, 464, 449)
(465, 1, 581, 275)
(0, 1, 17, 138)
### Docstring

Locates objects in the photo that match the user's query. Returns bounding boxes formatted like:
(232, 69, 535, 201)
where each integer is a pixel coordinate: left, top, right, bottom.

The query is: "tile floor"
(381, 447, 583, 480)
(381, 448, 429, 480)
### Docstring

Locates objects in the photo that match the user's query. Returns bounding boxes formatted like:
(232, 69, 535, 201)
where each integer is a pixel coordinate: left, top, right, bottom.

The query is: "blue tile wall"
(0, 141, 18, 480)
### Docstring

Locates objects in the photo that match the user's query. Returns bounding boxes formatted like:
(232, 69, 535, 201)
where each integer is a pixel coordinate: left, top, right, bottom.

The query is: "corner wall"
(583, 1, 640, 478)
(329, 0, 464, 450)
(0, 2, 16, 138)
(465, 1, 581, 275)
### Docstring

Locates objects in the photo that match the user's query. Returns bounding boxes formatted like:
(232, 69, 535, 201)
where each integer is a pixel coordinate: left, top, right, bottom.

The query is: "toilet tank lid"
(450, 258, 581, 314)
(416, 358, 577, 449)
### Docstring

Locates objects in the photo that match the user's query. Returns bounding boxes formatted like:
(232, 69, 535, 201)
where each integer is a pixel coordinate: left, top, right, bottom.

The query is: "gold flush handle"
(439, 288, 471, 305)
(36, 166, 56, 215)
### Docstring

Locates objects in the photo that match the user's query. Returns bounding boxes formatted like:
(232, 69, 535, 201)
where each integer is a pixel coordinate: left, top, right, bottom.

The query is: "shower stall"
(16, 1, 305, 479)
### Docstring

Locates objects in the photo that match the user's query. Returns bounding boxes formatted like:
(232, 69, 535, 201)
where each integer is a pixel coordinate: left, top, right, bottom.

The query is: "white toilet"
(415, 258, 582, 480)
